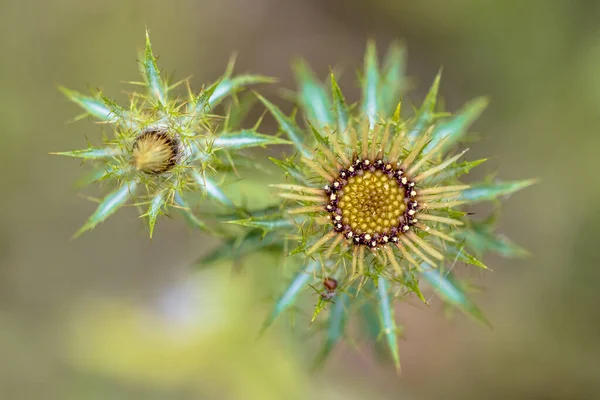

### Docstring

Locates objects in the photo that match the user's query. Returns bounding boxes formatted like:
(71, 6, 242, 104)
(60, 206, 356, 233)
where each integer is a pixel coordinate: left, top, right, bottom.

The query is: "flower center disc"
(132, 128, 180, 174)
(338, 170, 406, 235)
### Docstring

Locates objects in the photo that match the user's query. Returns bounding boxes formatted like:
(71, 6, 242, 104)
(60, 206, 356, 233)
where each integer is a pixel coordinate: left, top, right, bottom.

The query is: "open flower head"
(54, 31, 284, 237)
(228, 42, 534, 371)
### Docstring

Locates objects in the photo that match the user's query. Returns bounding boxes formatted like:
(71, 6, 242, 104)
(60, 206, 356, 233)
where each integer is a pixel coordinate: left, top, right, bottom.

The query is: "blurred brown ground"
(1, 0, 599, 399)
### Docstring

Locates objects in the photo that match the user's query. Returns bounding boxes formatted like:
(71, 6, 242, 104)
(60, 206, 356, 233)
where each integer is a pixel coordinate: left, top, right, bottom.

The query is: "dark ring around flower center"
(324, 158, 419, 249)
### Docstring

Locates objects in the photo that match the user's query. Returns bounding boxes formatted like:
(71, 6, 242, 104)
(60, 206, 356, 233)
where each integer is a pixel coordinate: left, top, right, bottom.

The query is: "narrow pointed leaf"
(60, 87, 116, 122)
(269, 157, 310, 185)
(209, 75, 275, 109)
(362, 41, 380, 127)
(174, 192, 209, 232)
(190, 78, 222, 116)
(381, 42, 407, 116)
(424, 97, 489, 154)
(377, 277, 401, 373)
(198, 230, 281, 266)
(313, 293, 349, 370)
(51, 147, 123, 160)
(330, 72, 349, 135)
(459, 179, 536, 203)
(445, 243, 487, 269)
(146, 190, 166, 238)
(212, 130, 290, 150)
(293, 60, 334, 129)
(142, 31, 167, 106)
(458, 222, 529, 258)
(227, 216, 295, 234)
(192, 171, 234, 207)
(260, 260, 318, 334)
(408, 70, 441, 140)
(427, 158, 487, 184)
(256, 94, 309, 157)
(75, 181, 138, 237)
(306, 120, 328, 146)
(421, 264, 489, 326)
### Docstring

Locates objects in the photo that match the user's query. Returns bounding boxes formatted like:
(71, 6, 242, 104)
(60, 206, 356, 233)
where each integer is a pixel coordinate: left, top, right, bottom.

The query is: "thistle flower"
(54, 31, 283, 237)
(226, 42, 534, 371)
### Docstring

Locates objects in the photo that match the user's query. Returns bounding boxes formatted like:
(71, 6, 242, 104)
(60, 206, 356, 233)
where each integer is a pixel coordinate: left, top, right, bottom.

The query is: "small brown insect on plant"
(321, 277, 338, 301)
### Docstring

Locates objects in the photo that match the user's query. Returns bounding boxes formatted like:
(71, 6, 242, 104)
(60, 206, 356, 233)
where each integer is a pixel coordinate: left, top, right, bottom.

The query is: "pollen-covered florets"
(54, 31, 280, 237)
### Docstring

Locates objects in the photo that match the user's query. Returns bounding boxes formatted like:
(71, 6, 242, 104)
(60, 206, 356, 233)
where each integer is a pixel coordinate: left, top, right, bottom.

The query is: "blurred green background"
(1, 0, 599, 398)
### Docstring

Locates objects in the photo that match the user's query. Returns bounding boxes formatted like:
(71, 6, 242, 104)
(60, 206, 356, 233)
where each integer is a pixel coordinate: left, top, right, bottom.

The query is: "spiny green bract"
(55, 31, 284, 238)
(220, 41, 534, 372)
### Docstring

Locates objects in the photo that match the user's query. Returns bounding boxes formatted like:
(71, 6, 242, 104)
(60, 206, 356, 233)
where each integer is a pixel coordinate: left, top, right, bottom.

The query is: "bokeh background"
(1, 0, 599, 399)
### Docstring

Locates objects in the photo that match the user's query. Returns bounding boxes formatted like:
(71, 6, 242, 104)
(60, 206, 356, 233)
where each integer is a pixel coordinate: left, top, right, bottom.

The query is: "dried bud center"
(338, 170, 406, 235)
(132, 128, 180, 174)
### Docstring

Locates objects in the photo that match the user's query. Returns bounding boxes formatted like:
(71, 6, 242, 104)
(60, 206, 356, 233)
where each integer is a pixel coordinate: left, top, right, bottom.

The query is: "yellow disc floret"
(338, 170, 406, 235)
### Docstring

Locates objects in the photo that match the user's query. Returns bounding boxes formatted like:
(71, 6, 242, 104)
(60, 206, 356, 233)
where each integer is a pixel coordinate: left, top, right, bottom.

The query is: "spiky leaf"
(408, 70, 441, 140)
(260, 260, 318, 334)
(146, 190, 166, 238)
(445, 243, 487, 269)
(192, 171, 234, 207)
(75, 181, 138, 237)
(51, 147, 123, 160)
(293, 60, 334, 129)
(198, 230, 281, 266)
(313, 292, 349, 370)
(380, 42, 406, 116)
(256, 94, 308, 157)
(330, 72, 349, 135)
(421, 265, 489, 326)
(59, 87, 116, 122)
(377, 277, 401, 373)
(362, 41, 380, 127)
(210, 75, 275, 109)
(141, 30, 167, 106)
(459, 179, 535, 203)
(212, 130, 290, 150)
(424, 97, 489, 154)
(174, 192, 210, 232)
(459, 220, 529, 258)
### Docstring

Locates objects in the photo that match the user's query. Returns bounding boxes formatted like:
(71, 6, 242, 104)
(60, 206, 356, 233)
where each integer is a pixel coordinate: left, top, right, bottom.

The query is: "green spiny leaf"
(293, 59, 334, 129)
(51, 147, 123, 160)
(306, 120, 328, 146)
(260, 260, 318, 335)
(174, 192, 210, 232)
(59, 87, 116, 122)
(197, 230, 282, 266)
(330, 71, 349, 136)
(226, 215, 295, 236)
(190, 78, 222, 116)
(445, 243, 488, 269)
(212, 130, 290, 150)
(380, 42, 406, 117)
(377, 277, 401, 373)
(256, 93, 309, 157)
(210, 75, 275, 109)
(313, 293, 349, 370)
(408, 69, 442, 140)
(421, 264, 489, 326)
(192, 171, 234, 207)
(269, 157, 310, 185)
(74, 180, 138, 237)
(427, 158, 487, 184)
(458, 221, 529, 258)
(424, 97, 489, 154)
(459, 179, 536, 203)
(362, 40, 381, 128)
(146, 190, 166, 239)
(142, 30, 167, 106)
